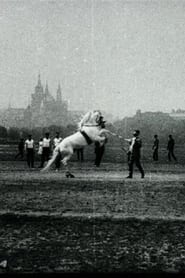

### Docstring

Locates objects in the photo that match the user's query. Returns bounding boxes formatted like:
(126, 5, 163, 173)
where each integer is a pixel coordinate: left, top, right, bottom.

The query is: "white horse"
(41, 110, 117, 177)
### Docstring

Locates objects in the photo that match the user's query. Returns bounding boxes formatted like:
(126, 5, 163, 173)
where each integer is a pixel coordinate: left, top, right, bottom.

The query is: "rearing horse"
(41, 110, 116, 177)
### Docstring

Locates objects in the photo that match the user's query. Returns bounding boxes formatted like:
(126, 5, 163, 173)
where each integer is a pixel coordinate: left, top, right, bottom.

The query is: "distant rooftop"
(169, 109, 185, 120)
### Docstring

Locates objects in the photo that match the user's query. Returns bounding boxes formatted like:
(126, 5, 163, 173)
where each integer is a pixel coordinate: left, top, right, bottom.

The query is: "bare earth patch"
(0, 161, 185, 273)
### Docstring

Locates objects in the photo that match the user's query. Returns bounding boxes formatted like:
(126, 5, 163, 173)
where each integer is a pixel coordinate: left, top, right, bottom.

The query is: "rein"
(83, 124, 100, 127)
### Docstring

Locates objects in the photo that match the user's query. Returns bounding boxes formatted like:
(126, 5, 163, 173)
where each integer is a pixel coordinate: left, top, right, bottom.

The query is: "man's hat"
(99, 115, 106, 122)
(133, 130, 140, 136)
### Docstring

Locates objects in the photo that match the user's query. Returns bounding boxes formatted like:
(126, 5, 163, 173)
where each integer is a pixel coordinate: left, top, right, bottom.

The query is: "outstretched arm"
(124, 138, 131, 142)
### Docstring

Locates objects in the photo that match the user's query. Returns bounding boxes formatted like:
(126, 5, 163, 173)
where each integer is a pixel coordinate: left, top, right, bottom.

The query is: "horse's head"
(78, 110, 103, 129)
(91, 110, 103, 125)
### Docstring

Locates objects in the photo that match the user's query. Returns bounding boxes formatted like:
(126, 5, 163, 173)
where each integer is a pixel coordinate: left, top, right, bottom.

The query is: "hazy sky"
(0, 0, 185, 118)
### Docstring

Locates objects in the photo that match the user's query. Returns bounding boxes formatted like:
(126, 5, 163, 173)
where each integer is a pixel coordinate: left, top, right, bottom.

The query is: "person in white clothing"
(25, 134, 34, 168)
(38, 138, 43, 155)
(53, 132, 62, 148)
(53, 132, 62, 170)
(40, 132, 51, 168)
(37, 138, 43, 166)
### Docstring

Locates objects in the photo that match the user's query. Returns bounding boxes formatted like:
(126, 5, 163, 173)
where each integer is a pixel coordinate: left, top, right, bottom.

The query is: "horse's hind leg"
(62, 153, 74, 178)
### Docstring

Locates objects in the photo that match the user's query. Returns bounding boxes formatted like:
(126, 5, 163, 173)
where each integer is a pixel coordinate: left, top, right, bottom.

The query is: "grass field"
(0, 157, 185, 272)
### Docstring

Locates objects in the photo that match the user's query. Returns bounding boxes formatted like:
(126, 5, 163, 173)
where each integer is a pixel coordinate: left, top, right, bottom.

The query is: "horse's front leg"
(62, 153, 75, 178)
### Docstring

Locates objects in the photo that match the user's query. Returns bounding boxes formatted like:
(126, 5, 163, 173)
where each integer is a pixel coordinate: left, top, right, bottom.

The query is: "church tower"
(45, 81, 49, 96)
(35, 73, 44, 95)
(31, 73, 44, 112)
(56, 82, 62, 104)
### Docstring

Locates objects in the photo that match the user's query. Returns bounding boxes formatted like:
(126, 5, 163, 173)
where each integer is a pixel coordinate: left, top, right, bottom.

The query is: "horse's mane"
(78, 111, 92, 130)
(78, 110, 101, 130)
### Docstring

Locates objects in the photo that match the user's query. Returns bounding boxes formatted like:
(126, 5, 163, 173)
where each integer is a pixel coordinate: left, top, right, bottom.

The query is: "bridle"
(80, 113, 104, 128)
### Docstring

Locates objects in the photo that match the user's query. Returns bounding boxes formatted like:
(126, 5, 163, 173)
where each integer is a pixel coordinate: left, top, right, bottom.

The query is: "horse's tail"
(41, 147, 59, 172)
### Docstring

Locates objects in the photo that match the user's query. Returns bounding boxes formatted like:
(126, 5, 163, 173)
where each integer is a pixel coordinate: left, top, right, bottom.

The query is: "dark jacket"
(153, 138, 159, 150)
(167, 138, 175, 150)
(130, 137, 142, 159)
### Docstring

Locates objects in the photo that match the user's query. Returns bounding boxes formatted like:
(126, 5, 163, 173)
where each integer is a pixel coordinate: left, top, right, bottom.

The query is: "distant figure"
(125, 130, 145, 179)
(15, 138, 24, 159)
(167, 135, 177, 162)
(37, 138, 43, 165)
(94, 120, 107, 167)
(76, 148, 84, 162)
(40, 132, 51, 168)
(53, 132, 62, 171)
(53, 132, 62, 149)
(25, 134, 34, 168)
(152, 134, 159, 161)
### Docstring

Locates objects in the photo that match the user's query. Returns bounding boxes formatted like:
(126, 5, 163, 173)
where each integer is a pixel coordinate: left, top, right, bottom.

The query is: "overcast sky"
(0, 0, 185, 118)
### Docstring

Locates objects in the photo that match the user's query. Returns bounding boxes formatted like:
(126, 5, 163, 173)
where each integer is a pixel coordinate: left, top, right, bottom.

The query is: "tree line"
(0, 111, 184, 145)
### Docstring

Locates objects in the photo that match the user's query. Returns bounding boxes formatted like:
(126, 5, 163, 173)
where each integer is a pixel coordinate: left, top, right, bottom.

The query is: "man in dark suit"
(125, 130, 144, 179)
(152, 134, 159, 161)
(15, 138, 24, 159)
(167, 135, 177, 162)
(94, 120, 107, 167)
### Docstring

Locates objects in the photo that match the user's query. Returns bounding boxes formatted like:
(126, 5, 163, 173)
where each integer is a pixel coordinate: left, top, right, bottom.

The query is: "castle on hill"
(24, 74, 69, 127)
(0, 74, 71, 128)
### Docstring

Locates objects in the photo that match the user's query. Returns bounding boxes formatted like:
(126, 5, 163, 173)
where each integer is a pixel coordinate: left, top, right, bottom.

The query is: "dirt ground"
(0, 161, 185, 273)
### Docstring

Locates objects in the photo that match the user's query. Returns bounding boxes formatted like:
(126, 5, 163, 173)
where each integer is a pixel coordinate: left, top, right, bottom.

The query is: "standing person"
(37, 138, 43, 165)
(76, 148, 84, 162)
(40, 132, 51, 168)
(25, 134, 34, 168)
(15, 138, 24, 159)
(94, 121, 107, 167)
(53, 132, 62, 171)
(152, 134, 159, 161)
(125, 130, 145, 179)
(167, 135, 177, 162)
(53, 132, 62, 149)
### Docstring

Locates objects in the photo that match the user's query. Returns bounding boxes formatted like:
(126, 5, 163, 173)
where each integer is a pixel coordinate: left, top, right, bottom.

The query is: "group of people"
(14, 128, 107, 170)
(124, 132, 178, 179)
(152, 134, 177, 162)
(14, 124, 178, 178)
(15, 132, 62, 169)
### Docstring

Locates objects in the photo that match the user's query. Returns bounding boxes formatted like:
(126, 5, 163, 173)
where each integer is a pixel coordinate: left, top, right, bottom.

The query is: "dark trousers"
(95, 146, 105, 167)
(40, 147, 50, 167)
(26, 149, 34, 168)
(153, 149, 158, 161)
(127, 151, 131, 162)
(168, 149, 177, 161)
(15, 149, 24, 159)
(55, 152, 61, 169)
(128, 156, 144, 178)
(77, 148, 84, 161)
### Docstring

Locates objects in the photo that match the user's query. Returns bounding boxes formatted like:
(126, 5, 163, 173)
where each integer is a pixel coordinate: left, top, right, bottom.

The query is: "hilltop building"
(0, 74, 69, 128)
(0, 74, 115, 128)
(169, 109, 185, 120)
(24, 74, 68, 127)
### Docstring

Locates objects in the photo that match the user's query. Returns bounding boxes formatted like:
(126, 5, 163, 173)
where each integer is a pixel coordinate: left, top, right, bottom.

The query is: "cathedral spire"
(35, 72, 43, 94)
(56, 82, 62, 103)
(45, 81, 49, 95)
(38, 72, 41, 87)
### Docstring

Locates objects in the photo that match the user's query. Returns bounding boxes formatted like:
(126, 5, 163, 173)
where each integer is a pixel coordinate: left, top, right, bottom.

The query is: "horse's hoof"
(66, 173, 75, 178)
